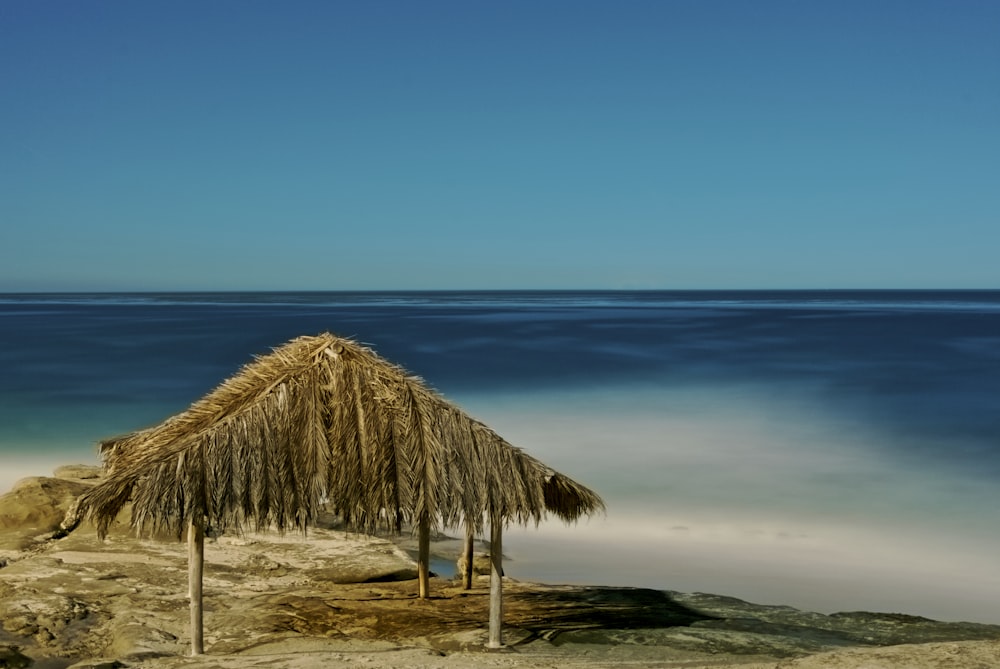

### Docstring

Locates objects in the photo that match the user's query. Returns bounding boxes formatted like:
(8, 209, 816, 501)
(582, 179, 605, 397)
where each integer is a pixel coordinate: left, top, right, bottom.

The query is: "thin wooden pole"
(462, 524, 474, 590)
(188, 518, 205, 656)
(487, 513, 503, 648)
(417, 515, 431, 599)
(187, 525, 194, 600)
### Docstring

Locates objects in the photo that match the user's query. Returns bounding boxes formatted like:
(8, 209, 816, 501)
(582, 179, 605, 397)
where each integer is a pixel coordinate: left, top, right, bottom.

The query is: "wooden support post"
(462, 524, 474, 590)
(417, 515, 431, 599)
(188, 518, 205, 656)
(187, 525, 194, 600)
(487, 514, 503, 648)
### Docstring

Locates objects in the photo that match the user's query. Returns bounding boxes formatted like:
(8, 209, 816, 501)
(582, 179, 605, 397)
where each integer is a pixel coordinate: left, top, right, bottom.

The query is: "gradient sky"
(2, 1, 998, 291)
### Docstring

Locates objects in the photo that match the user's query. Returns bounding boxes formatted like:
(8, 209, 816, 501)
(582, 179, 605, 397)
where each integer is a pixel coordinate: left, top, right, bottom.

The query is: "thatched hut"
(70, 333, 603, 654)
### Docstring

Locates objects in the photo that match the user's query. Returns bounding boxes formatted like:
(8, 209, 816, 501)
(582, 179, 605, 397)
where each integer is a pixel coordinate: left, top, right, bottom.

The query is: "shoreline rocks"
(51, 466, 103, 482)
(0, 476, 97, 553)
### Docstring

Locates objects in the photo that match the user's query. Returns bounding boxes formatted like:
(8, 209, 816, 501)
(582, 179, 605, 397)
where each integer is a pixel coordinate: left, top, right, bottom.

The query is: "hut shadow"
(505, 586, 716, 645)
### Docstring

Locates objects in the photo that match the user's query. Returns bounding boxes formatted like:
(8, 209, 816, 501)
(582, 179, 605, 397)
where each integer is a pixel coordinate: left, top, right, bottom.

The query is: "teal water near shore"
(2, 291, 999, 623)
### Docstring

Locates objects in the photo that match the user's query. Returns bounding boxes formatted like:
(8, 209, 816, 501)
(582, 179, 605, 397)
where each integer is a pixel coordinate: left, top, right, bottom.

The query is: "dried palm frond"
(75, 333, 604, 539)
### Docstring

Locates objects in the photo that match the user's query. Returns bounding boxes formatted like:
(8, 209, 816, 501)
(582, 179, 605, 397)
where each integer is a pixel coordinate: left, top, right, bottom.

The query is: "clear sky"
(1, 1, 997, 291)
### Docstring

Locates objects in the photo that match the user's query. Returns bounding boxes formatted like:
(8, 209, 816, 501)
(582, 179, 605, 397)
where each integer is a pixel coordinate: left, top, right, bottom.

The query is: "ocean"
(2, 290, 999, 623)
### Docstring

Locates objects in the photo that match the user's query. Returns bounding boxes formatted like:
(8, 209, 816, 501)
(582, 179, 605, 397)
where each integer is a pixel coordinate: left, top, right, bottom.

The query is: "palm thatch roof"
(74, 333, 604, 539)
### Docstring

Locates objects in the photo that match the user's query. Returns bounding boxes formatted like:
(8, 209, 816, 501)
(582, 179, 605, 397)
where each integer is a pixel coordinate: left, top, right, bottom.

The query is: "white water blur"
(454, 382, 1000, 624)
(3, 373, 997, 623)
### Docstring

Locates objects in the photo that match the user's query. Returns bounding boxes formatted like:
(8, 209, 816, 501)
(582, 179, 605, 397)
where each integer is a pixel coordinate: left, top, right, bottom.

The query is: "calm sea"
(2, 291, 999, 622)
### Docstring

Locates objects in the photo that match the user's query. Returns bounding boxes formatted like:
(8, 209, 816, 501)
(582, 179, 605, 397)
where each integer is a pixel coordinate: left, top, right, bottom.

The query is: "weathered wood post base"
(487, 515, 503, 648)
(418, 515, 431, 599)
(188, 518, 205, 656)
(462, 524, 474, 590)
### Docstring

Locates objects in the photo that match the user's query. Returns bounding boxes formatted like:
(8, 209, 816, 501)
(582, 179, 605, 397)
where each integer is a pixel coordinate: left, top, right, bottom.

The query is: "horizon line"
(3, 287, 1000, 295)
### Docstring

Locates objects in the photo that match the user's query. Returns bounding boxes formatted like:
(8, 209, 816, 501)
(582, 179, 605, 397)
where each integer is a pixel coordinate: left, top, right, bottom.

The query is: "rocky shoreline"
(1, 466, 998, 669)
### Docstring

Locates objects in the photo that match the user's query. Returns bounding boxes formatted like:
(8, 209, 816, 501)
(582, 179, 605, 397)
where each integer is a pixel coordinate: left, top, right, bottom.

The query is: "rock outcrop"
(51, 465, 104, 481)
(0, 476, 96, 552)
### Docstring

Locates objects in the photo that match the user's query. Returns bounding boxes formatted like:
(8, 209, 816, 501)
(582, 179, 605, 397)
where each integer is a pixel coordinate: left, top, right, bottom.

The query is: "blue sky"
(1, 1, 997, 291)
